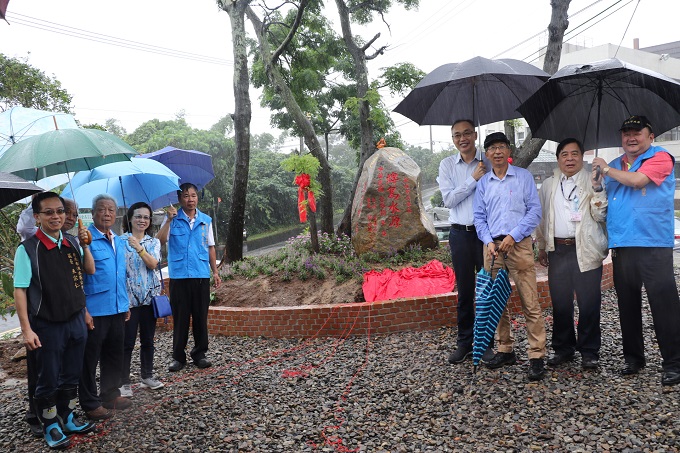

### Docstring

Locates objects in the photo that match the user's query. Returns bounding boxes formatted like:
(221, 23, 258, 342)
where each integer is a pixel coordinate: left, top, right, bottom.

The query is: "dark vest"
(22, 230, 86, 322)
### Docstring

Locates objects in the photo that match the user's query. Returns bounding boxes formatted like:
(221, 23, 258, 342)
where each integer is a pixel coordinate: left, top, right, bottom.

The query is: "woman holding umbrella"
(119, 202, 164, 396)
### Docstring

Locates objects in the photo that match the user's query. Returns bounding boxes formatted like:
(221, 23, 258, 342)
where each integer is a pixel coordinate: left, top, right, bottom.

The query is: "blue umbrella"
(472, 256, 512, 370)
(61, 159, 180, 210)
(135, 146, 214, 206)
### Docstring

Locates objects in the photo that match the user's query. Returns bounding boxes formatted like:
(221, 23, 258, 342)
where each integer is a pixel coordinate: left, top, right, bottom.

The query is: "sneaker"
(119, 384, 133, 398)
(528, 358, 546, 381)
(447, 346, 472, 364)
(485, 351, 517, 369)
(140, 377, 164, 390)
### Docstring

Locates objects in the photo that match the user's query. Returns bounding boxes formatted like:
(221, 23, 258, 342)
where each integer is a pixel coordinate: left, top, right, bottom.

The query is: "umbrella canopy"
(0, 128, 137, 181)
(0, 171, 43, 209)
(61, 159, 180, 210)
(135, 146, 214, 207)
(394, 57, 550, 126)
(517, 58, 680, 151)
(0, 106, 79, 156)
(472, 258, 512, 368)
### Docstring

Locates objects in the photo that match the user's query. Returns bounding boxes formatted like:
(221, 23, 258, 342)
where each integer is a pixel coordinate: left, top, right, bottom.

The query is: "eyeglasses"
(486, 144, 509, 152)
(38, 208, 66, 216)
(452, 130, 475, 141)
(133, 215, 151, 221)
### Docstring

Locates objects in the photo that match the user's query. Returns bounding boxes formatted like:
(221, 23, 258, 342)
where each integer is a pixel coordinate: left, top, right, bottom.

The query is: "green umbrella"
(0, 128, 138, 180)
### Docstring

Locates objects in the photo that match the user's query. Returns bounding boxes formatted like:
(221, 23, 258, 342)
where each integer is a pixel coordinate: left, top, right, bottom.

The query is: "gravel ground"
(1, 284, 680, 452)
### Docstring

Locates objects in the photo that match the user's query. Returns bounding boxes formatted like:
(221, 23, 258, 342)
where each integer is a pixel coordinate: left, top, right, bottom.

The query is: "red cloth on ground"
(362, 259, 456, 302)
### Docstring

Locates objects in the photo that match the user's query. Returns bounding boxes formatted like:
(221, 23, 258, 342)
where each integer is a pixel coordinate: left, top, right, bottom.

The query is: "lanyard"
(560, 179, 577, 201)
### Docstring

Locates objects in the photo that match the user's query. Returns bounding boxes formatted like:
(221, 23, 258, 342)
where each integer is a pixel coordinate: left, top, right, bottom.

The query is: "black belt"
(493, 235, 507, 242)
(451, 224, 476, 232)
(555, 237, 576, 246)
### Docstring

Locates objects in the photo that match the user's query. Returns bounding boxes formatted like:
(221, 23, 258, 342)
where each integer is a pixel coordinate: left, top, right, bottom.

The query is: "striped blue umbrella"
(472, 258, 512, 368)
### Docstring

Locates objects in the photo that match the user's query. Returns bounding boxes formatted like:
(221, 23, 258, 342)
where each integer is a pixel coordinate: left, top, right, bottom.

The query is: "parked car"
(434, 222, 450, 246)
(427, 202, 450, 222)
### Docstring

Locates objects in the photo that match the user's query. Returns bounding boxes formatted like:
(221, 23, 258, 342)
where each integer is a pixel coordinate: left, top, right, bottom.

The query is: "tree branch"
(360, 32, 381, 52)
(271, 0, 309, 63)
(366, 45, 387, 60)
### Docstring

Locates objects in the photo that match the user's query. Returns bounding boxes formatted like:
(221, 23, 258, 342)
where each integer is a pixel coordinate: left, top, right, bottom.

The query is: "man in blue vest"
(592, 115, 680, 387)
(158, 183, 221, 372)
(79, 194, 132, 420)
(14, 192, 96, 448)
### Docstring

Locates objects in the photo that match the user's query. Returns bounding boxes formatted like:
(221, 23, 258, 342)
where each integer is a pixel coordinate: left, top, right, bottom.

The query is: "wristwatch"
(603, 166, 610, 175)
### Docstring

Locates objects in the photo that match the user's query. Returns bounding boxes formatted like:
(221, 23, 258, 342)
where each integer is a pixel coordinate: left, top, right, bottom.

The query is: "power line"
(5, 12, 233, 66)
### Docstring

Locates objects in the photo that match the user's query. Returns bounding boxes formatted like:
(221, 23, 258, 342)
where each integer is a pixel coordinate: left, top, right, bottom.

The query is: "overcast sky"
(2, 0, 678, 151)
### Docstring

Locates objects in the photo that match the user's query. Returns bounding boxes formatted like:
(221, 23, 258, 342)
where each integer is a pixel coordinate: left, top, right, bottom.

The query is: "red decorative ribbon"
(295, 173, 316, 223)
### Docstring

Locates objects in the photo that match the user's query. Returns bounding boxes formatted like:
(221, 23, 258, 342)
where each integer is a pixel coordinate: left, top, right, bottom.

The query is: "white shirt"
(437, 149, 489, 225)
(553, 174, 578, 238)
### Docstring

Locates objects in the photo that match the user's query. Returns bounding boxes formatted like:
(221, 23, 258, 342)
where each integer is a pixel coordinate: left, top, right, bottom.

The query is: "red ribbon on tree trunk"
(295, 173, 316, 223)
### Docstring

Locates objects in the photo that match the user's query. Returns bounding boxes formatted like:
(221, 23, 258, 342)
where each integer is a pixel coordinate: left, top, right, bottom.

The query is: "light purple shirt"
(473, 165, 542, 244)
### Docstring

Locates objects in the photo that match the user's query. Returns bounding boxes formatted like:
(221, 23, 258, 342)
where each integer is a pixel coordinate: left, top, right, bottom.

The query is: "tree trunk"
(220, 0, 252, 262)
(335, 0, 375, 238)
(512, 0, 571, 168)
(246, 7, 334, 236)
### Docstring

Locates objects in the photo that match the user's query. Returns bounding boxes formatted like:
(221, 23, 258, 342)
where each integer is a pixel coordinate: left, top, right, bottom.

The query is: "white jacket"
(536, 167, 608, 272)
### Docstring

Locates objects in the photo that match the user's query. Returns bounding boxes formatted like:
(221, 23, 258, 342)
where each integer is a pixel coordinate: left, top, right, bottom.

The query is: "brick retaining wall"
(157, 259, 613, 338)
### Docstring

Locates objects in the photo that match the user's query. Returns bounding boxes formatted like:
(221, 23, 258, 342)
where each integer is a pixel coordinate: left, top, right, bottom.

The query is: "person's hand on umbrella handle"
(127, 235, 141, 251)
(78, 218, 92, 245)
(538, 249, 549, 267)
(591, 157, 608, 187)
(487, 242, 498, 260)
(166, 205, 178, 219)
(472, 161, 487, 181)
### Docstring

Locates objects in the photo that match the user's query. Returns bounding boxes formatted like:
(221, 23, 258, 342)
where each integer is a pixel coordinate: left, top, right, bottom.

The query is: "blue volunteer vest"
(167, 209, 212, 279)
(605, 145, 675, 248)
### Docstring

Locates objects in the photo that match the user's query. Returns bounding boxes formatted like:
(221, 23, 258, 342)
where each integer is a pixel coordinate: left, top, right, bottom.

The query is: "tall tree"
(333, 0, 419, 237)
(218, 0, 253, 262)
(0, 53, 72, 112)
(246, 1, 335, 235)
(511, 0, 571, 168)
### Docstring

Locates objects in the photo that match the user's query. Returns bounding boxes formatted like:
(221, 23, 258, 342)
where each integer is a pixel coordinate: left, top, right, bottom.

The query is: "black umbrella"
(393, 56, 549, 126)
(517, 58, 680, 153)
(0, 171, 43, 209)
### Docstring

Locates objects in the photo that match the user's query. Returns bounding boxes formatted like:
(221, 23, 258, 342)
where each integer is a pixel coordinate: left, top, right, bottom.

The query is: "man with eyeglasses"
(536, 138, 608, 371)
(438, 119, 493, 365)
(592, 115, 680, 387)
(16, 196, 81, 437)
(79, 194, 132, 420)
(13, 192, 96, 448)
(473, 132, 547, 381)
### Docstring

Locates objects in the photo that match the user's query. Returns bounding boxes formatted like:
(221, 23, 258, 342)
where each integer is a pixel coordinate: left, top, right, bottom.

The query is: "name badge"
(570, 211, 582, 222)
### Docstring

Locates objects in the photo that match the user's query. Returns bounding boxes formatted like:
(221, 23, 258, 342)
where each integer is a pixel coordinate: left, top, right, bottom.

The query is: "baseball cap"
(619, 115, 653, 133)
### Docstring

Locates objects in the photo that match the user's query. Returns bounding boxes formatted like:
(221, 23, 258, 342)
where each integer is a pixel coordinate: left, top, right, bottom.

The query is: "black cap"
(484, 132, 511, 150)
(620, 115, 653, 133)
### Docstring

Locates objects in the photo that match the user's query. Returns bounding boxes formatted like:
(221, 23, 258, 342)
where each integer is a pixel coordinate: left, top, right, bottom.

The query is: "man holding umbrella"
(592, 115, 680, 386)
(536, 138, 608, 371)
(438, 119, 493, 364)
(473, 132, 547, 381)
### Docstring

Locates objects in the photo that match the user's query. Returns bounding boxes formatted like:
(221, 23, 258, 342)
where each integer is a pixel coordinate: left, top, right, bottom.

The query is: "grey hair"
(92, 193, 117, 210)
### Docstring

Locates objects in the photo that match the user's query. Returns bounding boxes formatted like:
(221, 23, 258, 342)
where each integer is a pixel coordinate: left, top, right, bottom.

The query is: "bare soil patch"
(0, 338, 26, 380)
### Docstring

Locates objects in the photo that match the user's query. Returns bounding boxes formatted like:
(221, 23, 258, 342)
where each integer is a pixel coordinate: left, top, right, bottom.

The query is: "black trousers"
(79, 313, 126, 411)
(170, 278, 211, 364)
(547, 244, 602, 359)
(123, 304, 157, 383)
(449, 227, 485, 348)
(612, 247, 680, 372)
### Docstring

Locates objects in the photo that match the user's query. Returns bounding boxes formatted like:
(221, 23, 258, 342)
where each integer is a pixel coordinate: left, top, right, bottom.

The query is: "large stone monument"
(351, 147, 438, 256)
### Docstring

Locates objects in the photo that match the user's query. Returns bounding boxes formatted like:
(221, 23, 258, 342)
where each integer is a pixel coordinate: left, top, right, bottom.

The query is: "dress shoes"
(168, 360, 185, 372)
(102, 397, 132, 411)
(86, 406, 112, 420)
(581, 357, 599, 370)
(528, 358, 546, 381)
(194, 358, 212, 369)
(547, 353, 575, 367)
(661, 371, 680, 386)
(620, 362, 644, 376)
(447, 346, 472, 364)
(480, 348, 495, 365)
(485, 351, 517, 369)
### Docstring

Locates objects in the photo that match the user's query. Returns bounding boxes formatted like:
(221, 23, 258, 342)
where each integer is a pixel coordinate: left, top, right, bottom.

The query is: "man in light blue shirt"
(473, 132, 546, 381)
(438, 119, 493, 364)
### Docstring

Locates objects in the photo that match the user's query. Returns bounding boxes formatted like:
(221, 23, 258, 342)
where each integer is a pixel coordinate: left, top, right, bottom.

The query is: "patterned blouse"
(121, 233, 162, 308)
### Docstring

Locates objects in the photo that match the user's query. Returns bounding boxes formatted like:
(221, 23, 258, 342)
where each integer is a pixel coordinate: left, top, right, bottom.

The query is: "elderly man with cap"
(592, 115, 680, 386)
(537, 138, 608, 371)
(473, 132, 546, 381)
